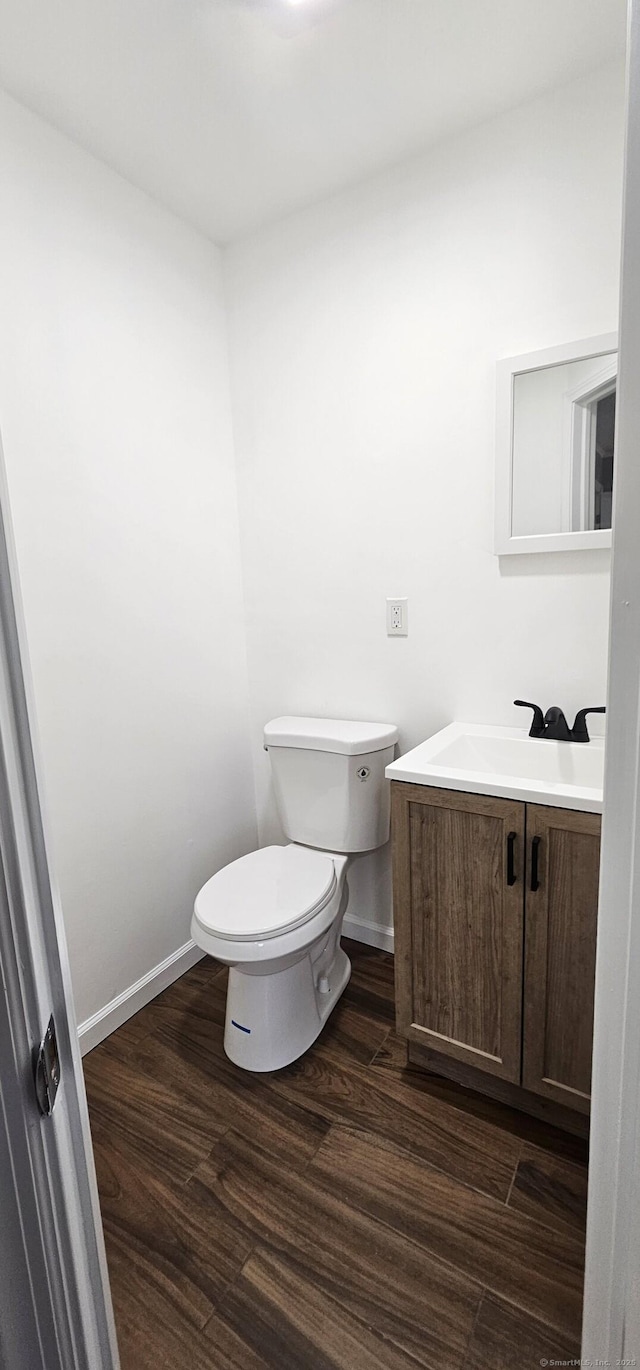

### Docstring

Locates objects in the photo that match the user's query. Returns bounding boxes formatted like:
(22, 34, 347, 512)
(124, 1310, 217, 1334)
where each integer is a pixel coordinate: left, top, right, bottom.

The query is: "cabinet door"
(392, 783, 525, 1082)
(522, 804, 601, 1114)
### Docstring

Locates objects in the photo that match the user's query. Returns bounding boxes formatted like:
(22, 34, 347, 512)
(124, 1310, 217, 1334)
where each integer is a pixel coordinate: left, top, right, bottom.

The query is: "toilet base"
(223, 945, 351, 1072)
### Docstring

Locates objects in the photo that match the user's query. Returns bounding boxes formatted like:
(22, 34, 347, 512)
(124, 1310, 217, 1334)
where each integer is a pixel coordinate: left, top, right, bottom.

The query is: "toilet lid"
(194, 845, 337, 941)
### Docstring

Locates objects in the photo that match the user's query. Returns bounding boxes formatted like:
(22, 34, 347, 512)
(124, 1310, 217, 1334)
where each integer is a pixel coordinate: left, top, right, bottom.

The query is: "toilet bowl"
(192, 715, 398, 1072)
(192, 843, 351, 1071)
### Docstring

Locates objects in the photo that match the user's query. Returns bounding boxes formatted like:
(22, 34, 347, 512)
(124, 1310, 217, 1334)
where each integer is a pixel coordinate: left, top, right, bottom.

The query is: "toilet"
(191, 716, 398, 1072)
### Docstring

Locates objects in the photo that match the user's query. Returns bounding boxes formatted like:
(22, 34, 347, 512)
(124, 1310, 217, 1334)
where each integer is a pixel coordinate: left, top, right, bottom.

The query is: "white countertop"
(386, 721, 604, 814)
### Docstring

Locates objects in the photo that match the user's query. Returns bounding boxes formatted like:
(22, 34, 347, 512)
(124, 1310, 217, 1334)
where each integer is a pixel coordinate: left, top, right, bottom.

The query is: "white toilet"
(191, 716, 398, 1072)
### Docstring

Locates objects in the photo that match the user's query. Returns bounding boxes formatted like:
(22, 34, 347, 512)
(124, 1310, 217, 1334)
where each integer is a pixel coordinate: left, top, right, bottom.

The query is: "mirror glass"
(511, 351, 617, 537)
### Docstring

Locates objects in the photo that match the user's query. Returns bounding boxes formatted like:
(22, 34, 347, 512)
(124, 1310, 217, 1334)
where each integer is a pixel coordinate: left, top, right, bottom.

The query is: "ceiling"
(0, 0, 628, 244)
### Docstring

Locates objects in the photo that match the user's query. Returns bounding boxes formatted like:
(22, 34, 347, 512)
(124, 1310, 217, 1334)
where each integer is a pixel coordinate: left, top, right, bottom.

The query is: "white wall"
(0, 90, 257, 1026)
(225, 63, 624, 940)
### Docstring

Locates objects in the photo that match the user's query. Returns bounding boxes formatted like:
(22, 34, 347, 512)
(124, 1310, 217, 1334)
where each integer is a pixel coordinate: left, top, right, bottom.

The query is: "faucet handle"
(571, 706, 606, 744)
(514, 700, 545, 738)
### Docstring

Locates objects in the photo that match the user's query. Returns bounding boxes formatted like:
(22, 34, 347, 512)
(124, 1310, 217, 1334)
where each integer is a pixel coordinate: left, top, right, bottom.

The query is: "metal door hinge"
(34, 1015, 61, 1116)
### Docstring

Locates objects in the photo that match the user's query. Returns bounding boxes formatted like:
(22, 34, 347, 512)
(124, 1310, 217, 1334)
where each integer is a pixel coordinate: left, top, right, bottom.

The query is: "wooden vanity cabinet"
(391, 782, 601, 1126)
(522, 804, 600, 1114)
(392, 784, 525, 1082)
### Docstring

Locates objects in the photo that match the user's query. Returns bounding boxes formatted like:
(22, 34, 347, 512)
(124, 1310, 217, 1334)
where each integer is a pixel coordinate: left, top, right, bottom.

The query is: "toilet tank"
(263, 717, 398, 853)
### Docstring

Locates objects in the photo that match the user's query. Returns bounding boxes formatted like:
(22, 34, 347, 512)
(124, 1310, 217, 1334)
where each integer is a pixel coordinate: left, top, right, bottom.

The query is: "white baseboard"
(78, 939, 205, 1055)
(342, 914, 394, 954)
(79, 916, 393, 1056)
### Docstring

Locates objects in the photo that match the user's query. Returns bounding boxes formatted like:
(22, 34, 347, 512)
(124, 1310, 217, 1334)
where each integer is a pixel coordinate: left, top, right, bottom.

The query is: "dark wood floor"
(83, 940, 588, 1370)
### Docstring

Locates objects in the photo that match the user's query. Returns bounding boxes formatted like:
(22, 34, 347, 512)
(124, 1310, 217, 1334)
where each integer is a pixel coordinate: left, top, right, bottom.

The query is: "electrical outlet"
(386, 597, 408, 636)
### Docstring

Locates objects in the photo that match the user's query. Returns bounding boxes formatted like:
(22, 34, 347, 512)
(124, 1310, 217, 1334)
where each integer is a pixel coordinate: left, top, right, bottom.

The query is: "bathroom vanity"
(387, 723, 604, 1135)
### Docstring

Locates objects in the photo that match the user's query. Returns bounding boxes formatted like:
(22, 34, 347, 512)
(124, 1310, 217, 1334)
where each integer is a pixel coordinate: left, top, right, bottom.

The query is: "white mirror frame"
(494, 332, 618, 555)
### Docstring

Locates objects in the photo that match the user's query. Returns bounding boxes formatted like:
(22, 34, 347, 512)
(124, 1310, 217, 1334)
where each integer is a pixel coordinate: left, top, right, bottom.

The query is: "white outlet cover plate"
(386, 598, 408, 636)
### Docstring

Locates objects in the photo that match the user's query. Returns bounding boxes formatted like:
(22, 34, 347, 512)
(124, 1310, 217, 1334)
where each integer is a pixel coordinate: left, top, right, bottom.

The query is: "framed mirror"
(494, 332, 617, 554)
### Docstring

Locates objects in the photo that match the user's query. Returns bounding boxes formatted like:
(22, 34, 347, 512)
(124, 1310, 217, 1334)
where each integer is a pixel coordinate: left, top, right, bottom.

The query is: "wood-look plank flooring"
(83, 940, 588, 1370)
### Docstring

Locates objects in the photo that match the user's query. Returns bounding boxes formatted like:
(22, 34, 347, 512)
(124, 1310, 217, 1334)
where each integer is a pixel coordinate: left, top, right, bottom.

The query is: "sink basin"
(385, 722, 604, 813)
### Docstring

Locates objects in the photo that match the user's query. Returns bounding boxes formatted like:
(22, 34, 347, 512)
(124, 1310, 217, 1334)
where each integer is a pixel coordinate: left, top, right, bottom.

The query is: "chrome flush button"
(357, 766, 370, 781)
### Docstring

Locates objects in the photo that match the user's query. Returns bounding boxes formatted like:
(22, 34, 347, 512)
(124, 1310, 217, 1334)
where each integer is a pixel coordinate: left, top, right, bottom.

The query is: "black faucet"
(571, 706, 607, 743)
(514, 700, 606, 743)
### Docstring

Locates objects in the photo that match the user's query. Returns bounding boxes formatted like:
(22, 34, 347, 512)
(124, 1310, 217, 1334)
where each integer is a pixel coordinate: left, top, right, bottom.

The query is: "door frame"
(0, 428, 119, 1369)
(582, 0, 640, 1357)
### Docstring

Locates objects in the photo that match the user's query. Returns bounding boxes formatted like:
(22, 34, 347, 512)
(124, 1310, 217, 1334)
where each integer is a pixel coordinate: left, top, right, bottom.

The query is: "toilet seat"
(194, 844, 336, 942)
